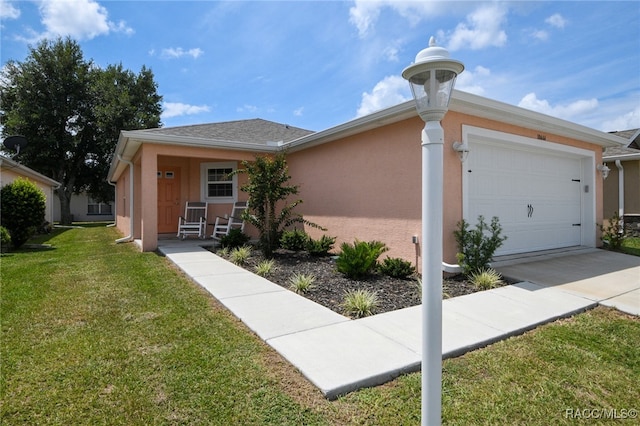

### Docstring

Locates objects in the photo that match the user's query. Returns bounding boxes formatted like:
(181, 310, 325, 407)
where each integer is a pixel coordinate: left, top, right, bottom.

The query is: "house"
(52, 191, 115, 223)
(603, 128, 640, 233)
(0, 155, 60, 224)
(107, 90, 627, 268)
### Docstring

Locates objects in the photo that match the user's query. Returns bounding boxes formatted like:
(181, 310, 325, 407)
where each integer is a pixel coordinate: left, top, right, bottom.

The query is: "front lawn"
(2, 226, 638, 425)
(621, 236, 640, 256)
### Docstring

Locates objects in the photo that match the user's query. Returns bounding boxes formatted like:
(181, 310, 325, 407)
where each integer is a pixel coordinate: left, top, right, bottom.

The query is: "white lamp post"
(402, 36, 464, 426)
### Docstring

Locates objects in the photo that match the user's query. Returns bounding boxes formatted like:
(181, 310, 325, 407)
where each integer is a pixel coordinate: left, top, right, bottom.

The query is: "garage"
(462, 126, 596, 256)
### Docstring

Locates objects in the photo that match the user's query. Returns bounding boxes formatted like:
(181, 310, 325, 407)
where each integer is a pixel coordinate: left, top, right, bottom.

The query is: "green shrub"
(220, 228, 250, 249)
(600, 211, 626, 250)
(216, 246, 230, 258)
(469, 268, 503, 290)
(288, 273, 316, 294)
(336, 240, 388, 279)
(305, 235, 336, 256)
(342, 289, 379, 318)
(229, 246, 252, 265)
(0, 178, 46, 248)
(255, 259, 275, 277)
(379, 257, 416, 278)
(0, 226, 11, 252)
(454, 215, 507, 276)
(280, 229, 309, 251)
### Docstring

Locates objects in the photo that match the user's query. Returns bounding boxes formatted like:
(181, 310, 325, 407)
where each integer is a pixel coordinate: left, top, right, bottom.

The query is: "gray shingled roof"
(139, 118, 314, 145)
(605, 128, 640, 157)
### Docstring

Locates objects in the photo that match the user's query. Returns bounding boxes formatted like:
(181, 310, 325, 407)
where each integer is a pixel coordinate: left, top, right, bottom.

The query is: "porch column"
(140, 145, 158, 252)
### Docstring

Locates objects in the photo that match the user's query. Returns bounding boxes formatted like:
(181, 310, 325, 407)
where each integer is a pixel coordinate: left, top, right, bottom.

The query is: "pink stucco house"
(107, 90, 627, 268)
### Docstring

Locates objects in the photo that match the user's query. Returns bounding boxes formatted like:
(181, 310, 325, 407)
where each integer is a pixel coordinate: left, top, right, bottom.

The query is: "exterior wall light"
(597, 164, 610, 179)
(402, 36, 464, 426)
(452, 141, 469, 162)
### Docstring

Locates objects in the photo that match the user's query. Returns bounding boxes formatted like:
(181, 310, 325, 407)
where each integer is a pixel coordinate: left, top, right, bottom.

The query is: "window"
(201, 162, 237, 203)
(88, 198, 113, 215)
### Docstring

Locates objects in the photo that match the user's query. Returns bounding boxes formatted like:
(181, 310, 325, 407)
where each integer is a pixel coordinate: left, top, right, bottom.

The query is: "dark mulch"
(211, 248, 511, 318)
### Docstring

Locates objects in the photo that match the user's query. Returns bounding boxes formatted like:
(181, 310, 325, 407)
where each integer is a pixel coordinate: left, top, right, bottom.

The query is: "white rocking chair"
(211, 201, 248, 242)
(177, 201, 208, 239)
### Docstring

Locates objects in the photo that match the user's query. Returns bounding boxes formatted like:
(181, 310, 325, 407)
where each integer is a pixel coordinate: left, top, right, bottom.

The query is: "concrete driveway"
(495, 248, 640, 316)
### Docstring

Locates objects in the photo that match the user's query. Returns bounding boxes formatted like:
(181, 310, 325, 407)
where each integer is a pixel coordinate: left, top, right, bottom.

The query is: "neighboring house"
(0, 155, 60, 224)
(107, 91, 627, 268)
(603, 128, 640, 232)
(52, 191, 115, 223)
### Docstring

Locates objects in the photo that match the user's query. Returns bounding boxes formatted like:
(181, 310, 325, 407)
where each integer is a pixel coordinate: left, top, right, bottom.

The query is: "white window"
(201, 162, 237, 203)
(88, 198, 113, 215)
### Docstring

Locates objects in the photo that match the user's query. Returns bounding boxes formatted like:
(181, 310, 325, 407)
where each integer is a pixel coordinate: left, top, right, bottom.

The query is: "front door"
(157, 168, 181, 234)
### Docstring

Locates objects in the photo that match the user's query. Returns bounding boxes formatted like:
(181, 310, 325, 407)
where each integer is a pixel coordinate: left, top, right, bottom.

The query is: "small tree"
(236, 153, 324, 258)
(0, 178, 46, 248)
(454, 215, 507, 276)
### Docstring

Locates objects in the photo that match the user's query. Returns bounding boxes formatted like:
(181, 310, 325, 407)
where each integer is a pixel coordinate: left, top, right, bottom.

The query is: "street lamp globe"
(402, 37, 464, 123)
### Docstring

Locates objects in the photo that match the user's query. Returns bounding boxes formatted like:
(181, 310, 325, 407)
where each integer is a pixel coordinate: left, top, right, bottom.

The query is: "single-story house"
(52, 191, 115, 223)
(107, 90, 627, 268)
(603, 128, 640, 233)
(0, 155, 61, 224)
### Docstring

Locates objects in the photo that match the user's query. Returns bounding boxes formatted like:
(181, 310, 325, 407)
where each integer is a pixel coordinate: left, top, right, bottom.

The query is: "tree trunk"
(57, 189, 73, 225)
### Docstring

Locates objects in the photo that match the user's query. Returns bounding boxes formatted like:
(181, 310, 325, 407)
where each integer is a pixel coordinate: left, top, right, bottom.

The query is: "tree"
(0, 38, 162, 224)
(237, 153, 324, 258)
(0, 178, 46, 248)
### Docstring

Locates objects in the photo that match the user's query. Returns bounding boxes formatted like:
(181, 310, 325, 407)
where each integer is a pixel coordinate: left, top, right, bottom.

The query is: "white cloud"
(601, 105, 640, 132)
(0, 0, 20, 20)
(37, 0, 133, 41)
(531, 29, 549, 41)
(349, 0, 447, 38)
(160, 47, 204, 60)
(293, 107, 304, 117)
(455, 65, 491, 96)
(356, 75, 410, 117)
(162, 102, 210, 119)
(447, 3, 508, 51)
(237, 104, 258, 114)
(518, 92, 598, 120)
(545, 13, 567, 29)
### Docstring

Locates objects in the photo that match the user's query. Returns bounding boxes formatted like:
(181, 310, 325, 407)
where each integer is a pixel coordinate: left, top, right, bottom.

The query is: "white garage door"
(465, 140, 584, 255)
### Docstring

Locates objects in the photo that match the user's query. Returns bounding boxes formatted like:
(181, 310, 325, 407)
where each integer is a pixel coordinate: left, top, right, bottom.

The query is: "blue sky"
(1, 0, 639, 133)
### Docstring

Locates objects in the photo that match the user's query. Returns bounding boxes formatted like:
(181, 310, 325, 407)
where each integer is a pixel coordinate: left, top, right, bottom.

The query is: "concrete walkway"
(157, 241, 639, 399)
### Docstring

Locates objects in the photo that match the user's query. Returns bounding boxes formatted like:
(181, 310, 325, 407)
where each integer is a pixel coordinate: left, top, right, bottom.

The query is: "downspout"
(615, 160, 624, 218)
(442, 261, 461, 274)
(115, 154, 134, 243)
(106, 180, 116, 227)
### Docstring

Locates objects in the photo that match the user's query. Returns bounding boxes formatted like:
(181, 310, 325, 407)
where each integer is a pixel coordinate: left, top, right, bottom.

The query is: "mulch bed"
(211, 248, 510, 318)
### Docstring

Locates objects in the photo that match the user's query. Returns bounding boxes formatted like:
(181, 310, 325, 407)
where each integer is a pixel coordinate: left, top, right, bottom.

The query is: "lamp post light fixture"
(402, 36, 464, 426)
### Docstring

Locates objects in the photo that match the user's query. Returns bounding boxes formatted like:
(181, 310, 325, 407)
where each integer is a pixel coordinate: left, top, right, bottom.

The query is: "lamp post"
(402, 36, 464, 426)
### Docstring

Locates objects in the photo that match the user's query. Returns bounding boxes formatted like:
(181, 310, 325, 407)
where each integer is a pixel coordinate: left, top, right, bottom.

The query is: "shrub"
(216, 247, 230, 258)
(379, 257, 416, 279)
(255, 259, 275, 277)
(220, 228, 250, 249)
(235, 153, 325, 258)
(342, 289, 379, 318)
(288, 273, 316, 294)
(469, 268, 503, 290)
(600, 211, 625, 250)
(336, 240, 388, 279)
(454, 215, 507, 276)
(305, 235, 336, 256)
(229, 246, 252, 265)
(0, 226, 11, 253)
(280, 229, 309, 251)
(0, 178, 46, 248)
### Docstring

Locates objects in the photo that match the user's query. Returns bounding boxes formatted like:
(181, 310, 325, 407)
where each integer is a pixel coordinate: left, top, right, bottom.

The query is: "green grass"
(620, 236, 640, 256)
(2, 226, 639, 425)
